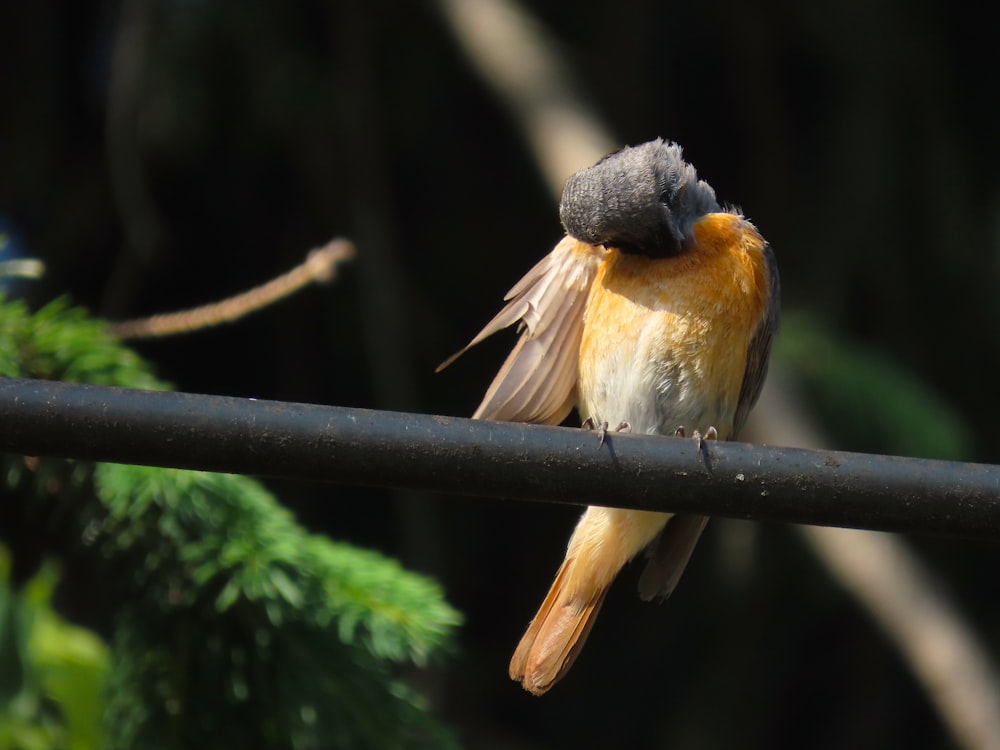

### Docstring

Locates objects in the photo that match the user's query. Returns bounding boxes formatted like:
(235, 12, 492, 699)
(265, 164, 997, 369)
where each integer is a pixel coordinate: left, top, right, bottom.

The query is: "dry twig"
(107, 238, 355, 340)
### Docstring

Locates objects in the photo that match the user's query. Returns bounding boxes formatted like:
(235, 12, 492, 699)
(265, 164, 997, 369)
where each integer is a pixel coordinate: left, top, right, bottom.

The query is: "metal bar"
(1, 377, 998, 539)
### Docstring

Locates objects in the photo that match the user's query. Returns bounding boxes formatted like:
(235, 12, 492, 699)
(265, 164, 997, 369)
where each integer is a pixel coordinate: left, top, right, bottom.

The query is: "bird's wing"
(637, 514, 710, 601)
(438, 236, 606, 425)
(732, 241, 780, 437)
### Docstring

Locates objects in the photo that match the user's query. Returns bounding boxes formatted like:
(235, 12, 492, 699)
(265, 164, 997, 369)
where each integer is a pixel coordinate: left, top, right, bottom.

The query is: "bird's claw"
(694, 425, 719, 448)
(583, 418, 631, 448)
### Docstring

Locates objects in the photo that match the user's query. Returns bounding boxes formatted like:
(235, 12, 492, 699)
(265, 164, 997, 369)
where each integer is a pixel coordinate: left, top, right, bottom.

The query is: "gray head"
(559, 139, 720, 257)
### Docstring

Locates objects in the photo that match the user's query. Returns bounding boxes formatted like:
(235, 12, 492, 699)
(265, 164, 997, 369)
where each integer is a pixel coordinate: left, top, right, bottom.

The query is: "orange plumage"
(441, 140, 779, 694)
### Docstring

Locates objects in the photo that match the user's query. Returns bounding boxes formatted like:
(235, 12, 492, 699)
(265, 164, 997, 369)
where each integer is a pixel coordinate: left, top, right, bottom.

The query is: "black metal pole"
(1, 377, 998, 539)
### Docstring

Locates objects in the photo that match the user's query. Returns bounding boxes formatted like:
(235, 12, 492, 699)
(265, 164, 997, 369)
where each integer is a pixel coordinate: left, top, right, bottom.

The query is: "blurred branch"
(105, 238, 355, 339)
(2, 377, 1000, 540)
(433, 0, 615, 195)
(0, 259, 45, 280)
(434, 2, 1000, 748)
(102, 0, 167, 318)
(105, 0, 164, 262)
(753, 376, 1000, 750)
(804, 527, 1000, 750)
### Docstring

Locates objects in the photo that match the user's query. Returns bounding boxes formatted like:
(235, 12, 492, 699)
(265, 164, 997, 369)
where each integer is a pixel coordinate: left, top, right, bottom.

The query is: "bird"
(439, 138, 779, 695)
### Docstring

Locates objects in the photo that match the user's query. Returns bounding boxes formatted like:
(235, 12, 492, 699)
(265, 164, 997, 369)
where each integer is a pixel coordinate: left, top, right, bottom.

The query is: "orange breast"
(577, 212, 771, 438)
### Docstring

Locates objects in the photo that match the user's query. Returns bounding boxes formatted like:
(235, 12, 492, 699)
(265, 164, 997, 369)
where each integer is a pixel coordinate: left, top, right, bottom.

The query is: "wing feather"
(732, 242, 780, 437)
(438, 236, 606, 425)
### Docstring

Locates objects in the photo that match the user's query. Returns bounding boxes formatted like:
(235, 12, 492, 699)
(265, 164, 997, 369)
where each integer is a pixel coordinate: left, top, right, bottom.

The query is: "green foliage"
(1, 548, 108, 750)
(775, 312, 972, 460)
(0, 295, 163, 388)
(0, 294, 462, 749)
(94, 466, 456, 665)
(93, 465, 460, 749)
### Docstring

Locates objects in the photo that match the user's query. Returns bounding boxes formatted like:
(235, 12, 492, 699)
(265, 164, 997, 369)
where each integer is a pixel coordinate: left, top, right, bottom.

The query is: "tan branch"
(750, 378, 1000, 750)
(433, 0, 615, 196)
(107, 238, 355, 340)
(804, 526, 1000, 750)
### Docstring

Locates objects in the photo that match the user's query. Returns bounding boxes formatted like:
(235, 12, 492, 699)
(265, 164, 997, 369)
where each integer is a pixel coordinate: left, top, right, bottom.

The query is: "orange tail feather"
(509, 557, 609, 695)
(511, 507, 670, 694)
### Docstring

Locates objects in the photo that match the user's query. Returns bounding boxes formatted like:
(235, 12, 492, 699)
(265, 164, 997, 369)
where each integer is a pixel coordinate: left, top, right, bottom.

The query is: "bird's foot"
(692, 426, 719, 449)
(583, 418, 631, 448)
(692, 426, 719, 465)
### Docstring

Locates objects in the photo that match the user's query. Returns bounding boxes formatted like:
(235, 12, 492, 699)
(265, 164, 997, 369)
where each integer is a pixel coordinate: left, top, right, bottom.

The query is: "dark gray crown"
(559, 139, 720, 257)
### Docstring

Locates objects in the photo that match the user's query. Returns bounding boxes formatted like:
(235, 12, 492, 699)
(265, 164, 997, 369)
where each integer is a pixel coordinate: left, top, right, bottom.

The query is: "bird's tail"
(509, 556, 610, 695)
(509, 507, 669, 694)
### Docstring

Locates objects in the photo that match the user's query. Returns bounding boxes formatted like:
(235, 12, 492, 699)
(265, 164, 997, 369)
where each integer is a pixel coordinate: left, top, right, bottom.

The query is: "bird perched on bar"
(439, 138, 779, 695)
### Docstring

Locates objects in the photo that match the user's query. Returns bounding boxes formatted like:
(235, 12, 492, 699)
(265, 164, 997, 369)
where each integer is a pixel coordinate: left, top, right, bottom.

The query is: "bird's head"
(559, 138, 720, 258)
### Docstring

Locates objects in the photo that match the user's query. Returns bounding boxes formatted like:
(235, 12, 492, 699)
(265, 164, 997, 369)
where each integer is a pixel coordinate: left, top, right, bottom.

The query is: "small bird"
(440, 138, 779, 695)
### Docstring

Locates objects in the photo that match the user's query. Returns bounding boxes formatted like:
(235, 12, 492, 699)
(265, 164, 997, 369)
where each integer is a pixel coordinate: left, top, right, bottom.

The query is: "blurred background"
(1, 0, 998, 747)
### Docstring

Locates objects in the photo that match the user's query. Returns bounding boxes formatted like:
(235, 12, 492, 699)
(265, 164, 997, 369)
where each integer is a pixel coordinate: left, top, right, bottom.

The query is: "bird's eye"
(661, 183, 686, 207)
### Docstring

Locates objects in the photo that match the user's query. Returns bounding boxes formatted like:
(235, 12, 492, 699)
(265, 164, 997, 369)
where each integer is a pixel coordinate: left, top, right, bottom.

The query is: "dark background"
(1, 1, 997, 747)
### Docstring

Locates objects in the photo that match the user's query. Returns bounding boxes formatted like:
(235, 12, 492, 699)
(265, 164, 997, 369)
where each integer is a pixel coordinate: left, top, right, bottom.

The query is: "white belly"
(578, 309, 736, 438)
